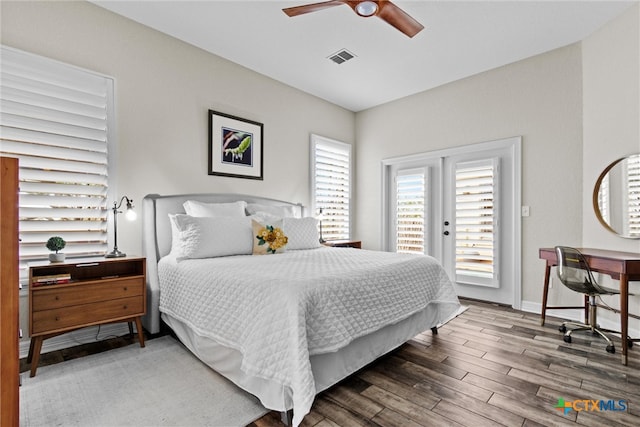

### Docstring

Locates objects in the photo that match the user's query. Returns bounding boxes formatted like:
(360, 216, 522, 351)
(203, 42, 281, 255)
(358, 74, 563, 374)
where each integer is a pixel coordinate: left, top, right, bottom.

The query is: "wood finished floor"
(20, 299, 640, 427)
(251, 299, 640, 427)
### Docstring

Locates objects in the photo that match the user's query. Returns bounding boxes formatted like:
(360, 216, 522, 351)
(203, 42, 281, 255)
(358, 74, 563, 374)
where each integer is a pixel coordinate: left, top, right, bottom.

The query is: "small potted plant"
(46, 236, 66, 263)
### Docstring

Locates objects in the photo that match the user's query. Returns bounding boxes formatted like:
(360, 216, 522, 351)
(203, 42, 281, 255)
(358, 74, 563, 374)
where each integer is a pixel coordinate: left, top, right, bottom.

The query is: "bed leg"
(280, 409, 293, 426)
(431, 326, 438, 335)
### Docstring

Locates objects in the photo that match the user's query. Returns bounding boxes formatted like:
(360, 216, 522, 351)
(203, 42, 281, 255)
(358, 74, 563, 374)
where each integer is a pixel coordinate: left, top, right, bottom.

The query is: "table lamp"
(105, 196, 136, 258)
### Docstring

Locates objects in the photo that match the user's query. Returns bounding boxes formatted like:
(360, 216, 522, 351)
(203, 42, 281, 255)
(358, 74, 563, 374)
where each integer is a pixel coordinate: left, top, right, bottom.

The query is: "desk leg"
(621, 274, 629, 366)
(541, 263, 551, 326)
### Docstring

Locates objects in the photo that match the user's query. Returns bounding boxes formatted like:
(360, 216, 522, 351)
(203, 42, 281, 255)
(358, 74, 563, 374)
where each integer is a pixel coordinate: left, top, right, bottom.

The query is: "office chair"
(555, 246, 629, 354)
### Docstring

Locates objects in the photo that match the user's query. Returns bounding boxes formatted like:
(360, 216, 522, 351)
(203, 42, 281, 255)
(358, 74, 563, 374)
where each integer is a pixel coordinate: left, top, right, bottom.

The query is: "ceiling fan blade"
(377, 1, 424, 38)
(283, 0, 345, 17)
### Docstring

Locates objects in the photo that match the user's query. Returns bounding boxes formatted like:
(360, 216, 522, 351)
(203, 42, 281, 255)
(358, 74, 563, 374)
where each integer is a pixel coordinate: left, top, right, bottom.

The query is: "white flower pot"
(49, 253, 66, 263)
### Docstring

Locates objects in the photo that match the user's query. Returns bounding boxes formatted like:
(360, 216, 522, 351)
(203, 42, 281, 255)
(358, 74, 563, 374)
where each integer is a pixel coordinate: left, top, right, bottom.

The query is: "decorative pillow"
(171, 215, 252, 259)
(246, 203, 298, 218)
(251, 219, 288, 255)
(283, 217, 322, 250)
(183, 200, 247, 217)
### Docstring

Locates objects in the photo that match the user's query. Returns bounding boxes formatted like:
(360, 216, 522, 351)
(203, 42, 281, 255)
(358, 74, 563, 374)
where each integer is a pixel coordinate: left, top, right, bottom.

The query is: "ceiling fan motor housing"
(355, 1, 378, 17)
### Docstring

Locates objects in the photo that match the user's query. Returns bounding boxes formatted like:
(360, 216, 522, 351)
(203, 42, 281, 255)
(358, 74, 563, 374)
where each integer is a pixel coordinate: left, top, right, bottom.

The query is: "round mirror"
(593, 153, 640, 239)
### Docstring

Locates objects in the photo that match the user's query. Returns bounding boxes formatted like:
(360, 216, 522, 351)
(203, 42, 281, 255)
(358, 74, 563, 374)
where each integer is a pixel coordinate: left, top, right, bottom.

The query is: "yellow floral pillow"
(252, 219, 288, 255)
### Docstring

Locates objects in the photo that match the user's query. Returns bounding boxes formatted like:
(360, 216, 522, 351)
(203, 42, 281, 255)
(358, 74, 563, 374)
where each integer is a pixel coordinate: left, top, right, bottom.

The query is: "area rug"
(20, 336, 269, 426)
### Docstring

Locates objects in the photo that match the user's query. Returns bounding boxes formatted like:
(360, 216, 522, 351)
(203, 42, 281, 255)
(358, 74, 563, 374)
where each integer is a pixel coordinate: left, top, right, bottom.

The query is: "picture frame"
(208, 109, 263, 180)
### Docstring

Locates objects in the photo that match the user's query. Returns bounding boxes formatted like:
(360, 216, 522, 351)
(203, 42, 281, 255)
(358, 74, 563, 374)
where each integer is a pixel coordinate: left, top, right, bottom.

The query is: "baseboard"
(520, 300, 586, 323)
(521, 300, 640, 338)
(19, 323, 130, 359)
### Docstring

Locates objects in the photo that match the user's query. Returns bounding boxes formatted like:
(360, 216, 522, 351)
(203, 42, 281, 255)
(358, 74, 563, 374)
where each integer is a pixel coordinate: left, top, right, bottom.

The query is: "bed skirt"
(161, 300, 454, 415)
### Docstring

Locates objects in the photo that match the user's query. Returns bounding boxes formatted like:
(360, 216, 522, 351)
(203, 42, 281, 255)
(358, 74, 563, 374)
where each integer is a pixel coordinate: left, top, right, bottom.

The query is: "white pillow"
(171, 214, 252, 259)
(183, 200, 247, 217)
(168, 214, 181, 256)
(246, 203, 298, 218)
(283, 217, 322, 250)
(248, 212, 282, 224)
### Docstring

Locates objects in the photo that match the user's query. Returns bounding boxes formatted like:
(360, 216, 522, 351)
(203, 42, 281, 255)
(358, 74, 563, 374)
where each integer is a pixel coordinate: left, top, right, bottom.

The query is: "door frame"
(381, 136, 522, 309)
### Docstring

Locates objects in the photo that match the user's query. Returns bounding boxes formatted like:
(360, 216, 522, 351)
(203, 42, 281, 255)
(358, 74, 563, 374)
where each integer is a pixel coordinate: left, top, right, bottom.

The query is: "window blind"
(626, 154, 640, 237)
(455, 159, 498, 286)
(395, 169, 426, 254)
(599, 174, 610, 224)
(0, 46, 113, 274)
(311, 135, 351, 240)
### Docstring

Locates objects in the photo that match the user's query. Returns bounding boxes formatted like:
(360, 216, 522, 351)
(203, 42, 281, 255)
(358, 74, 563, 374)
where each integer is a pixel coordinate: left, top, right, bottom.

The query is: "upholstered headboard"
(141, 193, 304, 333)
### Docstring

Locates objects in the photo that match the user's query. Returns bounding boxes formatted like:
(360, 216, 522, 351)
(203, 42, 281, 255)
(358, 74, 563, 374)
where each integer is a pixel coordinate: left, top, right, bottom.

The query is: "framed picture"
(208, 109, 263, 180)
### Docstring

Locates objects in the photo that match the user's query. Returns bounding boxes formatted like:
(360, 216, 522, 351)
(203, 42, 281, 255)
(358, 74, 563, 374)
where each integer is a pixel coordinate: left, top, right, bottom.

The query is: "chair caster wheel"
(628, 340, 634, 349)
(606, 345, 615, 354)
(563, 335, 571, 343)
(559, 325, 567, 333)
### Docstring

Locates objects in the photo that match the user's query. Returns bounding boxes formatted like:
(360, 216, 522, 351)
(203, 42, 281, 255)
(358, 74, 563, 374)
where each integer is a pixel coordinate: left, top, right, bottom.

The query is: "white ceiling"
(92, 1, 636, 112)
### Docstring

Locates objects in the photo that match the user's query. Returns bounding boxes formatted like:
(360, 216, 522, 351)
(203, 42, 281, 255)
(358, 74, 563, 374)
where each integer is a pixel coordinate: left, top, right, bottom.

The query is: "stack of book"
(32, 273, 71, 286)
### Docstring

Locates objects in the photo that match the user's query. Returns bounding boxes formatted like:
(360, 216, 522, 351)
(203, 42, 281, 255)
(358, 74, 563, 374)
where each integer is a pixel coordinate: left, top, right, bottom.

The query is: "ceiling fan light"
(355, 1, 378, 17)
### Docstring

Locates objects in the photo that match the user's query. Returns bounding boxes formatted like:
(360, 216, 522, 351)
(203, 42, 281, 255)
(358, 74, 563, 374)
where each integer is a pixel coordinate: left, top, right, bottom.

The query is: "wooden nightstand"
(27, 256, 146, 377)
(323, 239, 362, 249)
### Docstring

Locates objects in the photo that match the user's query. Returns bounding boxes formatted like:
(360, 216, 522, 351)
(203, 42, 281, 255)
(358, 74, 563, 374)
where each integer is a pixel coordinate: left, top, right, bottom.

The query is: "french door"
(383, 137, 521, 307)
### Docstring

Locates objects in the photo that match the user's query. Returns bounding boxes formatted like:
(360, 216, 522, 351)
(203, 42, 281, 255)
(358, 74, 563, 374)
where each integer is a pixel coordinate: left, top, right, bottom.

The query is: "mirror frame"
(592, 154, 640, 239)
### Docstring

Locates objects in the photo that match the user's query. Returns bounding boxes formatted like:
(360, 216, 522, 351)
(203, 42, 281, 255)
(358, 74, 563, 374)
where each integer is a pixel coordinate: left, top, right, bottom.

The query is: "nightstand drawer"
(31, 276, 144, 311)
(31, 295, 144, 335)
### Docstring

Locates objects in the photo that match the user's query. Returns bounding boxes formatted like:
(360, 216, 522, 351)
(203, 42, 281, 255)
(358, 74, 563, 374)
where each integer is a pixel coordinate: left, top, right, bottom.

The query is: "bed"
(142, 193, 460, 426)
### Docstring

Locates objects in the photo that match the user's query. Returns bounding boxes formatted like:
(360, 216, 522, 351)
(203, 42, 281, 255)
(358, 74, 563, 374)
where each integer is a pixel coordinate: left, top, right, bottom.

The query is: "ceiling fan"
(282, 0, 424, 38)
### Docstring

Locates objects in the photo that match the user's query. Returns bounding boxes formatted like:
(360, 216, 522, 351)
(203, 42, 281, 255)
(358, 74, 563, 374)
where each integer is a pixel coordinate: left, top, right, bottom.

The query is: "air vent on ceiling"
(328, 49, 356, 65)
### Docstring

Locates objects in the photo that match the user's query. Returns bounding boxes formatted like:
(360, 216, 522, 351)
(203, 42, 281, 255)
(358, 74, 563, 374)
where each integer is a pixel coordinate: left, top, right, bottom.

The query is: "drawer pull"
(76, 262, 100, 268)
(55, 316, 59, 321)
(124, 287, 128, 291)
(123, 305, 128, 309)
(55, 296, 59, 300)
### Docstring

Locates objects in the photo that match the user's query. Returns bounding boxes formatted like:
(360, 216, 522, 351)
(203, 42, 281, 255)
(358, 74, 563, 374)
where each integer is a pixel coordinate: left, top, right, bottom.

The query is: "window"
(625, 154, 640, 237)
(395, 168, 426, 254)
(455, 158, 499, 286)
(599, 173, 610, 224)
(310, 134, 351, 240)
(383, 137, 520, 306)
(0, 46, 114, 278)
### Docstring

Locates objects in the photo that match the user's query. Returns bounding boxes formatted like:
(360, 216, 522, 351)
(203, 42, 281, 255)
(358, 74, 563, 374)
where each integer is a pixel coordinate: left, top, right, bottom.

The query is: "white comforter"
(158, 247, 460, 426)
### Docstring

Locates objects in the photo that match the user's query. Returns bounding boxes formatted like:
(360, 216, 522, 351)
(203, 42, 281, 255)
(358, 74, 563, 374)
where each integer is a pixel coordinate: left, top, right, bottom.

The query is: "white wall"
(582, 4, 640, 252)
(582, 4, 640, 331)
(355, 43, 584, 307)
(354, 3, 640, 333)
(1, 0, 354, 352)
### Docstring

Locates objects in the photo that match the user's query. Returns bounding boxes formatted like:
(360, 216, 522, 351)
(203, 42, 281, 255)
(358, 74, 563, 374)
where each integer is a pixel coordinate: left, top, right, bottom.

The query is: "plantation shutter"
(0, 46, 113, 275)
(626, 154, 640, 237)
(395, 168, 426, 254)
(455, 158, 499, 287)
(311, 135, 351, 240)
(599, 174, 610, 224)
